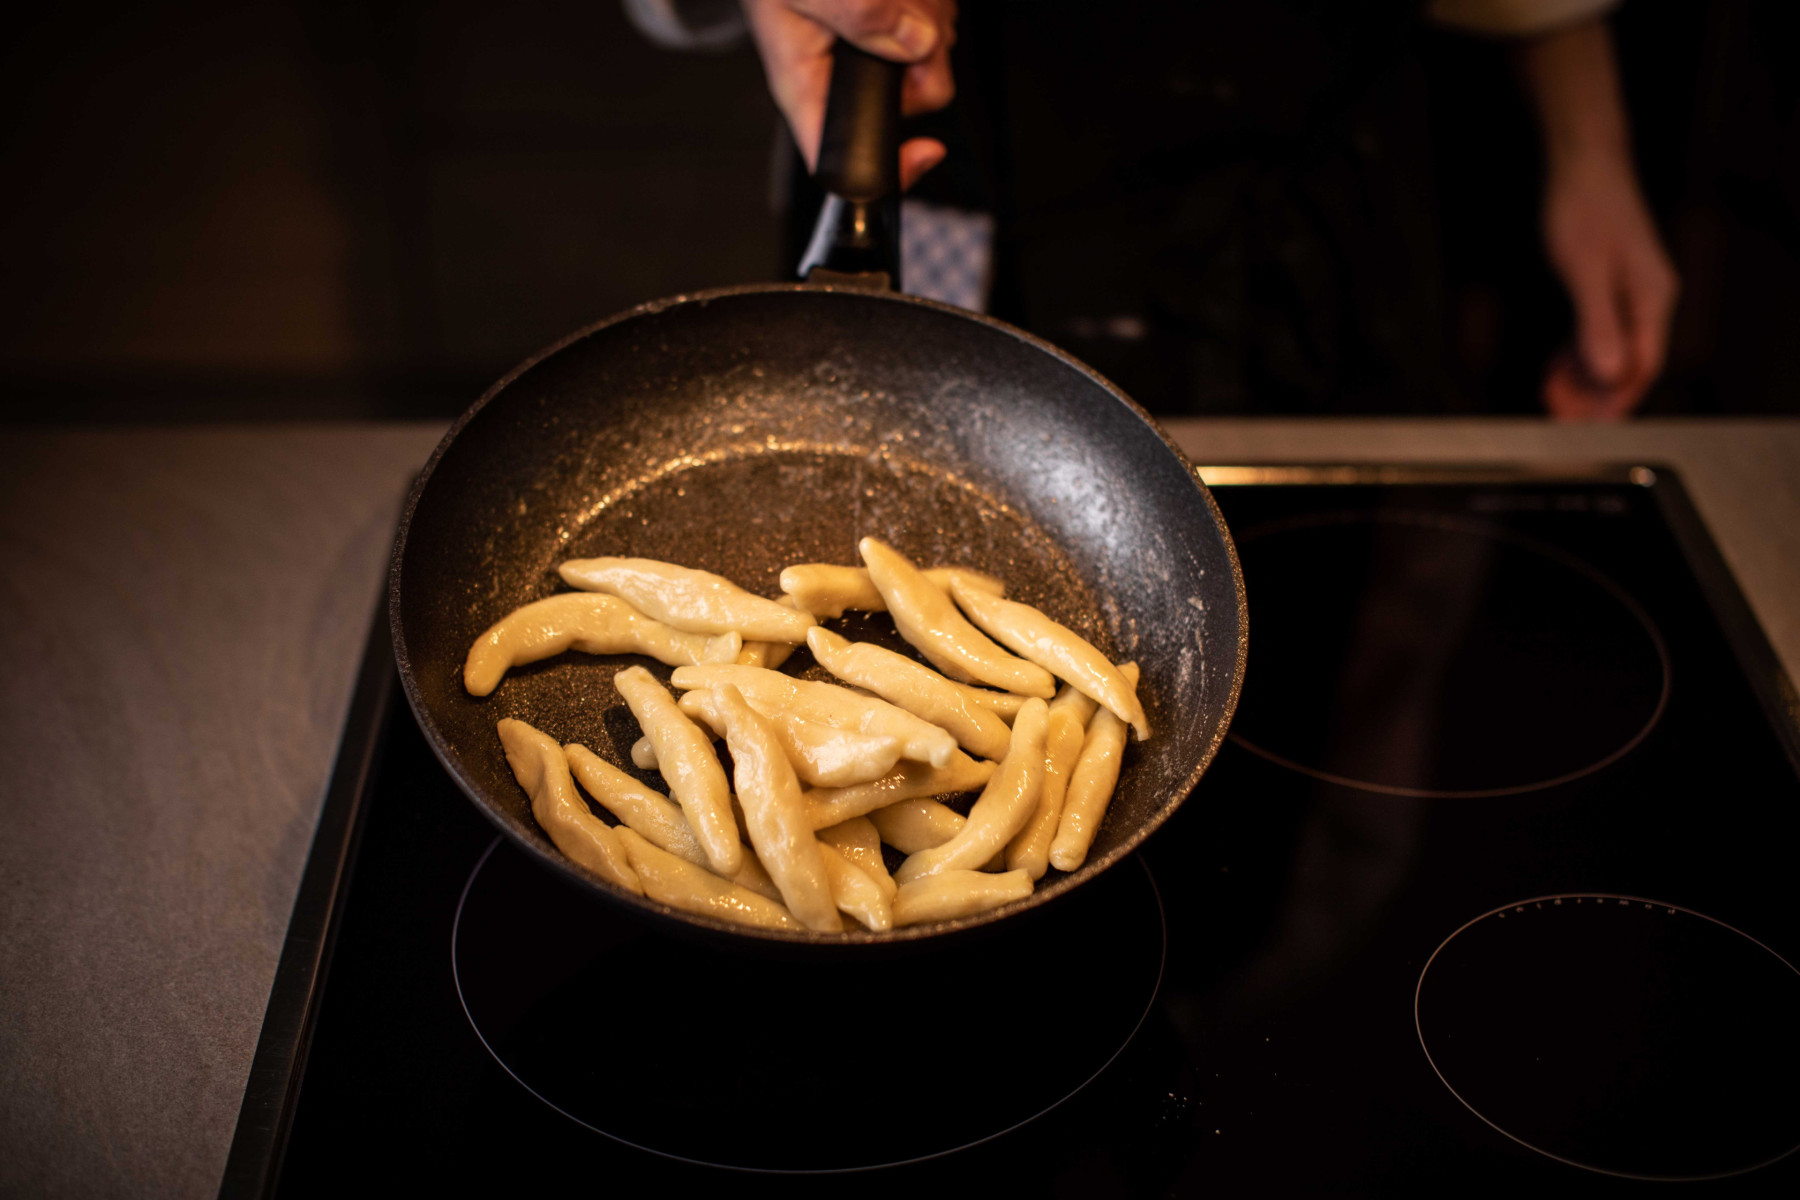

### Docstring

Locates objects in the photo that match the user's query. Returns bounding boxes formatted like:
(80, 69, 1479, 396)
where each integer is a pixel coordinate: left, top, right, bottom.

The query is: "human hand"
(1540, 152, 1680, 421)
(1516, 18, 1678, 421)
(741, 0, 956, 191)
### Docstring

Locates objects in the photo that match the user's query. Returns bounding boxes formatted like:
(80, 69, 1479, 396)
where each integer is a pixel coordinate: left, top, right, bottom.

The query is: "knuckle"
(804, 0, 903, 39)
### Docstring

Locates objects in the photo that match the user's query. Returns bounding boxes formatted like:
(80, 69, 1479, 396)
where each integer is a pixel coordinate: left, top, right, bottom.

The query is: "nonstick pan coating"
(391, 283, 1245, 947)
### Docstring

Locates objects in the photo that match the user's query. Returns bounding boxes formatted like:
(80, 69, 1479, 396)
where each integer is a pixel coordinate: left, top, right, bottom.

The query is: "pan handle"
(796, 41, 903, 290)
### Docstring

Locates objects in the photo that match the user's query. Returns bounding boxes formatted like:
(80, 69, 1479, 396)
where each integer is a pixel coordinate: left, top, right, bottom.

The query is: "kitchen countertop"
(1, 417, 1795, 1199)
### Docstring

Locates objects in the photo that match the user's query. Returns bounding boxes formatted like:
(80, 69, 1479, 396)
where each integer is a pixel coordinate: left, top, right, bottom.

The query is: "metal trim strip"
(216, 602, 397, 1199)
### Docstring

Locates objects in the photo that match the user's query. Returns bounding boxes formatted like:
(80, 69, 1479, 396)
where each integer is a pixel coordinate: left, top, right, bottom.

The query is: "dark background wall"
(0, 1, 1793, 420)
(0, 0, 783, 420)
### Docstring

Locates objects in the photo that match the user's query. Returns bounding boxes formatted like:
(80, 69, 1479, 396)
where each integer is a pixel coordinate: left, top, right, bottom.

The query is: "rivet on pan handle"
(797, 42, 903, 290)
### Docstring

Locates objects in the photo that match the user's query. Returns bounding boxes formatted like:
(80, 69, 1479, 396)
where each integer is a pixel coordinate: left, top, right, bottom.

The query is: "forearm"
(1514, 17, 1633, 177)
(1505, 13, 1678, 418)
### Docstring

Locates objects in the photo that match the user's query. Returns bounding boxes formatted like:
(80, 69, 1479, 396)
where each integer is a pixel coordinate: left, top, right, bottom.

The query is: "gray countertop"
(2, 418, 1795, 1198)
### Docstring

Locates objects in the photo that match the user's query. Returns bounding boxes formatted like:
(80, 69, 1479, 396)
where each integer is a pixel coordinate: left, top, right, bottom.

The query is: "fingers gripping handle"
(798, 42, 904, 289)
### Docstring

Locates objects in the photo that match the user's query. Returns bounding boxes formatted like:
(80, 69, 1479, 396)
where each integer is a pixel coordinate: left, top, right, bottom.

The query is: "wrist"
(1539, 112, 1631, 181)
(1543, 136, 1636, 200)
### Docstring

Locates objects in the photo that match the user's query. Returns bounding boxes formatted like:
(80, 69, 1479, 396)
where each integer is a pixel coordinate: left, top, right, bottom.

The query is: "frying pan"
(389, 47, 1246, 947)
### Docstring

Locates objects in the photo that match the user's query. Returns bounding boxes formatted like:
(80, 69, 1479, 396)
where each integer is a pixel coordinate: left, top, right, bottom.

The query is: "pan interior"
(565, 446, 1103, 629)
(456, 443, 1115, 882)
(395, 286, 1243, 940)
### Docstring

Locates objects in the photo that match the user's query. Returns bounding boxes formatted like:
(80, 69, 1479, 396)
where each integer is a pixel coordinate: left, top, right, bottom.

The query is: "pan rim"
(388, 282, 1248, 946)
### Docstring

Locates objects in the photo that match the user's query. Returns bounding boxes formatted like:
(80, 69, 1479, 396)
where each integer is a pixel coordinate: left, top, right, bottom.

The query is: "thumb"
(793, 1, 940, 62)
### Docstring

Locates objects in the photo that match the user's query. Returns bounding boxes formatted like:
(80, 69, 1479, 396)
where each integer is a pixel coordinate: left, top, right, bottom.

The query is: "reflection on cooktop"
(1229, 512, 1669, 797)
(1416, 895, 1800, 1179)
(452, 838, 1167, 1173)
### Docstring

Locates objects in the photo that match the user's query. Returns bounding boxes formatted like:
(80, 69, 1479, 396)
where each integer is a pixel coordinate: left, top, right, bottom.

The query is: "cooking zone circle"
(1415, 894, 1800, 1180)
(1227, 511, 1669, 798)
(452, 838, 1167, 1172)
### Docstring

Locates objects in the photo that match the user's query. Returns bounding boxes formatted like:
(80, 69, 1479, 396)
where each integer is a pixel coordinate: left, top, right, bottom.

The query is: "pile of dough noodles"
(465, 536, 1149, 933)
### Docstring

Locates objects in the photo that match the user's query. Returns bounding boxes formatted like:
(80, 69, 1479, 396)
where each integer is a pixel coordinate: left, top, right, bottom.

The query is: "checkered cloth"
(901, 200, 996, 313)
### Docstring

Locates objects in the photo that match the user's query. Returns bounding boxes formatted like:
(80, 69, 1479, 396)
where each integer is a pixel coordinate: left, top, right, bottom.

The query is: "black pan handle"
(797, 41, 903, 289)
(816, 40, 903, 200)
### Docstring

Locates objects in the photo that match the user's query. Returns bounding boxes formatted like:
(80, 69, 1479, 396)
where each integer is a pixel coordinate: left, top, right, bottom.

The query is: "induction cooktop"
(221, 465, 1800, 1197)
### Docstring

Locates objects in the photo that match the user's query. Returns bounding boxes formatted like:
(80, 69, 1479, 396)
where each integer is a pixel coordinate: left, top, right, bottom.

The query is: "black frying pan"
(389, 47, 1246, 947)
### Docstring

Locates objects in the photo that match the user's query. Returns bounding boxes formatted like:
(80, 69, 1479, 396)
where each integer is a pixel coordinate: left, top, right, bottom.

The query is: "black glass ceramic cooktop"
(224, 467, 1800, 1197)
